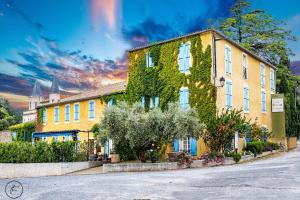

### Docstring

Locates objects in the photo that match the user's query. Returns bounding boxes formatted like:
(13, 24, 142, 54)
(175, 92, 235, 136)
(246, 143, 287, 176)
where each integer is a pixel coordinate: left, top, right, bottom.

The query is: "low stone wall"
(103, 162, 177, 173)
(0, 131, 12, 143)
(287, 137, 298, 150)
(0, 161, 101, 179)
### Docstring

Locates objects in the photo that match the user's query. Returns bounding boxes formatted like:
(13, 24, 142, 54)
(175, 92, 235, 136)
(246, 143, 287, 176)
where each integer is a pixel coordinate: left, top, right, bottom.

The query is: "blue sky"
(0, 0, 299, 109)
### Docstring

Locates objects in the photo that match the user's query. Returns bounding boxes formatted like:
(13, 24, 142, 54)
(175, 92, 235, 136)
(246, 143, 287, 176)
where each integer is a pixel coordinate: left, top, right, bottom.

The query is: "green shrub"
(145, 149, 159, 163)
(244, 141, 263, 156)
(0, 141, 87, 163)
(232, 152, 241, 163)
(262, 141, 280, 152)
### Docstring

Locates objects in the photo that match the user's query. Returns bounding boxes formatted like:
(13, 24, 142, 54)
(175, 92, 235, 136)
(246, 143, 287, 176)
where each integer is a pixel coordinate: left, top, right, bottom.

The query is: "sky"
(0, 0, 299, 110)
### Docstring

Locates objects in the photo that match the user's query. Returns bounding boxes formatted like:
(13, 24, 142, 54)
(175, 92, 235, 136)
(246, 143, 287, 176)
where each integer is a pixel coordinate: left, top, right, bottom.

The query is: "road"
(1, 147, 300, 200)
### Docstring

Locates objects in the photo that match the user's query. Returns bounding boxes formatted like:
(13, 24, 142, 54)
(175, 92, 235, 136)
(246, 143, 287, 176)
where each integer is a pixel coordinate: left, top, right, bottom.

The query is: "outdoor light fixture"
(218, 76, 225, 87)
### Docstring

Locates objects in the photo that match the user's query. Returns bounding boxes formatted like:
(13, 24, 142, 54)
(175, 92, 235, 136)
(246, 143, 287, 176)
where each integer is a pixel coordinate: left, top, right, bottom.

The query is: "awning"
(32, 129, 80, 138)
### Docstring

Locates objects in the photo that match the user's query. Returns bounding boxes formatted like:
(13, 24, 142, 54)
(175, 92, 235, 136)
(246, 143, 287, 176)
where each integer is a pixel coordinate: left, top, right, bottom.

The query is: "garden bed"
(103, 162, 177, 173)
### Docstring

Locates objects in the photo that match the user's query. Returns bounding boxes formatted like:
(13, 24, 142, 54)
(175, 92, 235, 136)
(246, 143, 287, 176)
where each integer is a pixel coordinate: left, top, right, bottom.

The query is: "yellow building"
(34, 82, 127, 146)
(127, 29, 276, 156)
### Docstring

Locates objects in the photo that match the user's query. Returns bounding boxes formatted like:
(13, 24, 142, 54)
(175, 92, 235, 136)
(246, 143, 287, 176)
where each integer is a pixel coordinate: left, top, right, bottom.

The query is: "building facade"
(127, 29, 276, 156)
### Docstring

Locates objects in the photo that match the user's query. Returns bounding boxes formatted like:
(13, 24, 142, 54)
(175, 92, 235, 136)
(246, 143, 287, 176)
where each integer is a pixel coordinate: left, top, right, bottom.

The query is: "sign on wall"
(272, 98, 284, 112)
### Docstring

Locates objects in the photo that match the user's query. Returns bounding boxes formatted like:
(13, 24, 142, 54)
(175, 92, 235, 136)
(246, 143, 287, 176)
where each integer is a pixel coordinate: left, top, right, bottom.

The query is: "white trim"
(270, 68, 276, 93)
(74, 102, 80, 122)
(260, 62, 266, 88)
(54, 106, 59, 124)
(88, 100, 95, 121)
(65, 104, 70, 123)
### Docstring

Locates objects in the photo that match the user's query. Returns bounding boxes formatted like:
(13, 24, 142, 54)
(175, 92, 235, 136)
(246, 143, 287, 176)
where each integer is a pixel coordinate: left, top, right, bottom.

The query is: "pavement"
(0, 147, 300, 200)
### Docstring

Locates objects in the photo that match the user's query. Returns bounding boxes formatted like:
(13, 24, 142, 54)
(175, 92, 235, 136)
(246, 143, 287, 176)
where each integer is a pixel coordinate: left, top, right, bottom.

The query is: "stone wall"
(0, 161, 101, 179)
(287, 137, 298, 150)
(0, 131, 12, 143)
(103, 162, 178, 173)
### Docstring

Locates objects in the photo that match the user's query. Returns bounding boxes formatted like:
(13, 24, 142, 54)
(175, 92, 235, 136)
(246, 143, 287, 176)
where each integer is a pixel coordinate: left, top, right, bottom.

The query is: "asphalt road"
(1, 147, 300, 200)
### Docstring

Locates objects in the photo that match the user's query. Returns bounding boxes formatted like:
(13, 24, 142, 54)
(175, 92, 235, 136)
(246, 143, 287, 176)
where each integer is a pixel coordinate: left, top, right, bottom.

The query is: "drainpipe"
(212, 32, 217, 86)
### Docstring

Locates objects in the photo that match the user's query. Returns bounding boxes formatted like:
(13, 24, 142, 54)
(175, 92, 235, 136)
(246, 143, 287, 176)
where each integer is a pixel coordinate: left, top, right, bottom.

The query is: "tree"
(220, 0, 296, 65)
(94, 102, 205, 161)
(0, 98, 21, 131)
(203, 109, 249, 153)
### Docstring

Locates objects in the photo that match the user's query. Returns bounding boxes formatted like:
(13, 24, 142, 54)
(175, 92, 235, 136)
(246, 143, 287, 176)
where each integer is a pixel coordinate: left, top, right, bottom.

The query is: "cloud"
(122, 0, 237, 48)
(0, 36, 128, 107)
(90, 0, 120, 31)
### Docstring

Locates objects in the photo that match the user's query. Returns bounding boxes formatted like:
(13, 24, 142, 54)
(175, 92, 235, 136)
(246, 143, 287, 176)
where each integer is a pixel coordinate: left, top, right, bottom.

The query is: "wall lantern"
(218, 76, 225, 88)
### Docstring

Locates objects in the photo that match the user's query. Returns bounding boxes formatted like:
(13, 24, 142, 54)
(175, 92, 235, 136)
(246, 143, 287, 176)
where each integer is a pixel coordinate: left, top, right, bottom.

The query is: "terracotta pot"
(110, 153, 120, 163)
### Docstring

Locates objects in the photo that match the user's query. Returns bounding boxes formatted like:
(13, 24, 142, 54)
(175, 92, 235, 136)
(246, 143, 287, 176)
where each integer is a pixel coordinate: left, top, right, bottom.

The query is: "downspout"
(212, 32, 217, 86)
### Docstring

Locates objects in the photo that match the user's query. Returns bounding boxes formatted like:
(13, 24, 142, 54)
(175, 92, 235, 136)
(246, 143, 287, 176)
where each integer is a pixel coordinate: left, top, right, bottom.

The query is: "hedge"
(8, 122, 35, 142)
(0, 141, 87, 163)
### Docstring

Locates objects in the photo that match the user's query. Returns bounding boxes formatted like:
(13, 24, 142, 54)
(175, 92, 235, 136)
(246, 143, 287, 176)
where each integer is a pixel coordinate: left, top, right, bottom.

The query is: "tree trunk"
(139, 150, 146, 163)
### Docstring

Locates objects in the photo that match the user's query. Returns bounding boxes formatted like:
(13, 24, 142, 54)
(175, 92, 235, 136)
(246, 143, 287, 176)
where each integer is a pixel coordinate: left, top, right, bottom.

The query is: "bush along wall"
(126, 35, 216, 123)
(0, 141, 87, 163)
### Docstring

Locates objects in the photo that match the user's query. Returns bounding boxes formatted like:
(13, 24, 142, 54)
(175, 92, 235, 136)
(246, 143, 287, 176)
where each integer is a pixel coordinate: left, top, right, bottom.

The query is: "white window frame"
(225, 44, 232, 76)
(261, 89, 267, 113)
(260, 63, 266, 88)
(88, 100, 95, 121)
(146, 52, 154, 67)
(270, 68, 276, 93)
(179, 87, 190, 109)
(225, 79, 233, 109)
(243, 85, 249, 113)
(74, 103, 80, 122)
(65, 104, 70, 123)
(179, 136, 191, 153)
(42, 107, 47, 125)
(54, 106, 59, 124)
(242, 53, 248, 80)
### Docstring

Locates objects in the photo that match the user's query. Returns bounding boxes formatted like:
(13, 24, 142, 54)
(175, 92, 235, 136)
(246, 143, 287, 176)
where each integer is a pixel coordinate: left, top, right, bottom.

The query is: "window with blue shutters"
(65, 104, 70, 122)
(107, 98, 114, 107)
(173, 138, 179, 152)
(261, 90, 266, 112)
(140, 96, 145, 107)
(190, 137, 197, 156)
(74, 103, 79, 122)
(88, 100, 95, 120)
(179, 87, 190, 109)
(53, 136, 58, 142)
(225, 45, 232, 76)
(54, 106, 59, 123)
(243, 86, 249, 113)
(270, 68, 275, 92)
(154, 96, 159, 108)
(42, 108, 46, 124)
(226, 80, 232, 108)
(178, 43, 191, 73)
(146, 52, 154, 67)
(261, 63, 265, 87)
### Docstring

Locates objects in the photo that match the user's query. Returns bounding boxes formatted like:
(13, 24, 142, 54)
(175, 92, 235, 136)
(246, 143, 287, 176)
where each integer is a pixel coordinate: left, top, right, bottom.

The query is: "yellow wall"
(41, 98, 106, 141)
(213, 32, 273, 132)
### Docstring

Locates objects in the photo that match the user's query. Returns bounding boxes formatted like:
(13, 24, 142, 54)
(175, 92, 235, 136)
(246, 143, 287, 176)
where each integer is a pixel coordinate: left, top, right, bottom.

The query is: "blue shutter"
(154, 96, 159, 108)
(149, 54, 153, 67)
(246, 130, 251, 143)
(173, 138, 179, 152)
(178, 45, 185, 72)
(185, 43, 190, 72)
(105, 140, 109, 154)
(141, 96, 145, 107)
(190, 137, 197, 156)
(146, 52, 149, 67)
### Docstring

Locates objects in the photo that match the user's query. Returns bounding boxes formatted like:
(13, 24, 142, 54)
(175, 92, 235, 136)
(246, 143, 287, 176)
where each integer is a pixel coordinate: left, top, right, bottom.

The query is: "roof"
(127, 28, 275, 68)
(50, 77, 60, 94)
(31, 80, 43, 97)
(39, 81, 127, 107)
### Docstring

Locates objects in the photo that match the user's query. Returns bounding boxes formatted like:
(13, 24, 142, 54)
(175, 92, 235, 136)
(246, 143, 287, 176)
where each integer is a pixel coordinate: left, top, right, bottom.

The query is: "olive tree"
(94, 101, 205, 161)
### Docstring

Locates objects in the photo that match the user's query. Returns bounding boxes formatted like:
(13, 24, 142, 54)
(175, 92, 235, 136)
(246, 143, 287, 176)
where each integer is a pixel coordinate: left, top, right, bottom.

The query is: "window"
(65, 104, 70, 122)
(53, 136, 58, 142)
(225, 45, 232, 75)
(154, 96, 159, 108)
(42, 108, 46, 124)
(260, 63, 265, 87)
(88, 100, 95, 120)
(226, 80, 232, 108)
(243, 86, 249, 113)
(270, 68, 275, 92)
(54, 106, 59, 123)
(261, 90, 266, 112)
(74, 103, 79, 122)
(108, 98, 114, 107)
(242, 53, 248, 79)
(146, 52, 154, 67)
(180, 137, 190, 152)
(178, 43, 191, 73)
(179, 87, 190, 109)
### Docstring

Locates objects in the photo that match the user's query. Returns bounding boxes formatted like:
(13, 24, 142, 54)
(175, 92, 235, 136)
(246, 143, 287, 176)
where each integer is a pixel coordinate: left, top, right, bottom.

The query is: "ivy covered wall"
(126, 35, 216, 124)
